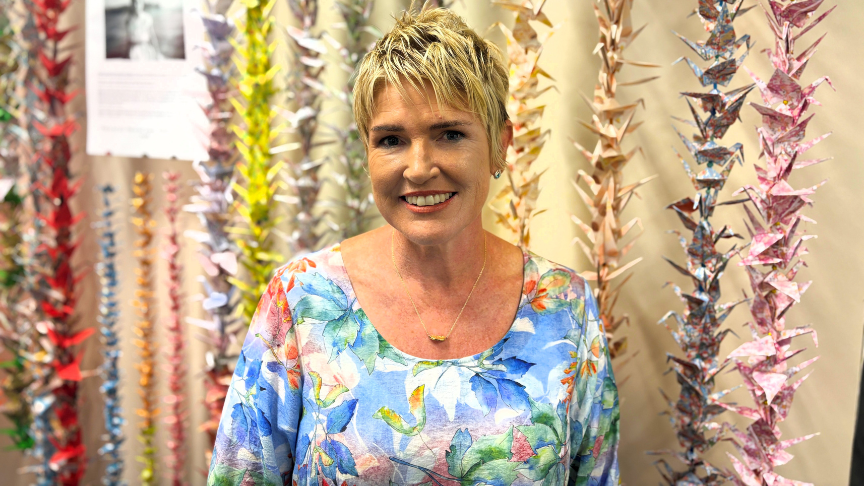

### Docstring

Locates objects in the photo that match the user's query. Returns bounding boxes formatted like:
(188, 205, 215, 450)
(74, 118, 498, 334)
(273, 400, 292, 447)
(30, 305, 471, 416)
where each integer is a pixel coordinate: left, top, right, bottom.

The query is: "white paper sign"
(85, 0, 209, 161)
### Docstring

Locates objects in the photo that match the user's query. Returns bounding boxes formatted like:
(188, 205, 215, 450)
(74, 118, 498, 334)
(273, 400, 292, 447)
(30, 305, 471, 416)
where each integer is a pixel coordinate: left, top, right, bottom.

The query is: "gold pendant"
(429, 335, 447, 342)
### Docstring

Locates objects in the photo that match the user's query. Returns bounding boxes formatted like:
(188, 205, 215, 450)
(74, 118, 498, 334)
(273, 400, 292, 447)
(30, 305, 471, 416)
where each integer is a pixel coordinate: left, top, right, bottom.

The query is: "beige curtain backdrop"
(2, 0, 861, 484)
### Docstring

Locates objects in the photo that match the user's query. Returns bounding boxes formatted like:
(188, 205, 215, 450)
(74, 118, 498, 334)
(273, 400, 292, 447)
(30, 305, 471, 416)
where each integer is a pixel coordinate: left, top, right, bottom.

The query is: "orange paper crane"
(572, 0, 658, 363)
(131, 172, 159, 485)
(489, 0, 556, 250)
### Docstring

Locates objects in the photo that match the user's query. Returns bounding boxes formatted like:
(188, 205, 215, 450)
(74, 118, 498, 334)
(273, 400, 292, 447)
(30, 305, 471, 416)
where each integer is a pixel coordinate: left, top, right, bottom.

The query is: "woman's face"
(366, 80, 509, 246)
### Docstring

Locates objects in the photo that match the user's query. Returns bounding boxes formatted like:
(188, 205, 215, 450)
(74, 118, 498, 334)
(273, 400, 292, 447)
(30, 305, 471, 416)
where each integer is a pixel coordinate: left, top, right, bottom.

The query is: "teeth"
(406, 193, 453, 206)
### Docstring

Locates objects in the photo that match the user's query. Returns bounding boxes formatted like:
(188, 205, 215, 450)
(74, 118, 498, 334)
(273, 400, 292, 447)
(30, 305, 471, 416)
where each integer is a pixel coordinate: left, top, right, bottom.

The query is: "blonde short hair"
(352, 4, 510, 171)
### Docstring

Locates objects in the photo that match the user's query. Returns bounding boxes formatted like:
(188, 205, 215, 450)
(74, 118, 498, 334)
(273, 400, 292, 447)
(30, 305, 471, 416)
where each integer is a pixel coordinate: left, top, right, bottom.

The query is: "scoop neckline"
(329, 241, 531, 364)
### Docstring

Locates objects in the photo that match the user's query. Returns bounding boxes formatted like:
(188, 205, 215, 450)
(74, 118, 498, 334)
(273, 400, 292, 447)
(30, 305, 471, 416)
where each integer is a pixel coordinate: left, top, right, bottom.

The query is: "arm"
(208, 272, 304, 485)
(568, 284, 620, 486)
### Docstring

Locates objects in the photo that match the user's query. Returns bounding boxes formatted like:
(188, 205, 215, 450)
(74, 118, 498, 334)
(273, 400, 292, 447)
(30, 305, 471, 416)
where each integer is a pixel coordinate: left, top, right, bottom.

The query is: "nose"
(402, 138, 439, 185)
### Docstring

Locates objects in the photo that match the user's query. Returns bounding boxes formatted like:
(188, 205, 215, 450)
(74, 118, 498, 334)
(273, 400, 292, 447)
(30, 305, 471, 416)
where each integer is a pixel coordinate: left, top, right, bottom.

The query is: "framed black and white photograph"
(104, 0, 185, 60)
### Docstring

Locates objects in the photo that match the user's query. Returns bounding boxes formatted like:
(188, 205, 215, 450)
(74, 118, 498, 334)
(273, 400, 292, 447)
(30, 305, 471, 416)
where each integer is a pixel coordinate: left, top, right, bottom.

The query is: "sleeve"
(567, 281, 620, 486)
(207, 271, 304, 486)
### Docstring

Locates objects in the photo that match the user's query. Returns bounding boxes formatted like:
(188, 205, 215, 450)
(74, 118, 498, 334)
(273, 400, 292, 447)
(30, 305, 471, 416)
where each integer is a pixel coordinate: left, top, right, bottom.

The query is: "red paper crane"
(22, 0, 92, 482)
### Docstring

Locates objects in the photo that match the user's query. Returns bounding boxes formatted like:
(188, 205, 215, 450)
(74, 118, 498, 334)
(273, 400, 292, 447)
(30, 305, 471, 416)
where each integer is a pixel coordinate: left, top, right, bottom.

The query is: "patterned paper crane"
(187, 0, 244, 465)
(720, 2, 835, 484)
(571, 0, 658, 366)
(651, 1, 754, 483)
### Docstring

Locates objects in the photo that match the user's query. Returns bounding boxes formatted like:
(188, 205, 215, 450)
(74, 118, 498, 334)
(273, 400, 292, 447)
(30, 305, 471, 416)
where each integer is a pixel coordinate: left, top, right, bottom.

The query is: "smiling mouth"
(401, 192, 456, 207)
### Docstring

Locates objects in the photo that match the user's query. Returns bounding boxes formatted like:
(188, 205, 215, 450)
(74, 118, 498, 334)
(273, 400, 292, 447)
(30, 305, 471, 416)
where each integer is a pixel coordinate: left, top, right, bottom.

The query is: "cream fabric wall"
(2, 0, 861, 484)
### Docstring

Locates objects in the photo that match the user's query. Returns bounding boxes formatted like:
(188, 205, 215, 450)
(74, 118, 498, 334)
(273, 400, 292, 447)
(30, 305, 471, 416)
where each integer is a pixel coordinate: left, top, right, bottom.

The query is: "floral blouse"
(207, 243, 620, 486)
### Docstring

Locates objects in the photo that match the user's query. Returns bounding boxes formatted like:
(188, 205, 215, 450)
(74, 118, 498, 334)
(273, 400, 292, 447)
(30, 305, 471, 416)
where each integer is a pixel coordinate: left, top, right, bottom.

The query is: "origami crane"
(676, 4, 750, 61)
(570, 0, 658, 366)
(720, 2, 834, 484)
(187, 1, 245, 464)
(95, 185, 124, 486)
(695, 0, 754, 29)
(0, 3, 36, 454)
(651, 0, 752, 483)
(0, 175, 35, 452)
(679, 84, 754, 141)
(281, 0, 334, 254)
(162, 172, 187, 486)
(22, 0, 92, 483)
(132, 172, 159, 486)
(326, 0, 379, 240)
(675, 52, 750, 88)
(232, 0, 285, 321)
(490, 0, 555, 250)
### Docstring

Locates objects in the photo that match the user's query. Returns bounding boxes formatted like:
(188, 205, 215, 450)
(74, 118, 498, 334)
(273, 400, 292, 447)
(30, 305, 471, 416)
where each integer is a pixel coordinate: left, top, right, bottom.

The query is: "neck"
(390, 218, 486, 289)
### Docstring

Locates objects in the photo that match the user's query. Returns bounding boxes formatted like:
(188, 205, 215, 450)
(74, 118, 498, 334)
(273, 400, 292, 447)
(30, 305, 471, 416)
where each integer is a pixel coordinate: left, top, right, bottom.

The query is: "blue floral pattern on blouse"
(208, 243, 619, 485)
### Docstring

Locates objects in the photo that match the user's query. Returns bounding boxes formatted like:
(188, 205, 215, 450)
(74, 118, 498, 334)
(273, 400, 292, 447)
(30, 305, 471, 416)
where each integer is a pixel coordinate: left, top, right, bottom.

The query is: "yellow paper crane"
(230, 0, 285, 322)
(131, 172, 158, 485)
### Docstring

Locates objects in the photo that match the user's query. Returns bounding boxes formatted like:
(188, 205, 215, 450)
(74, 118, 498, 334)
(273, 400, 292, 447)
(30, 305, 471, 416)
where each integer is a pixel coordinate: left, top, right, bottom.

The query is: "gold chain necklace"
(390, 229, 486, 342)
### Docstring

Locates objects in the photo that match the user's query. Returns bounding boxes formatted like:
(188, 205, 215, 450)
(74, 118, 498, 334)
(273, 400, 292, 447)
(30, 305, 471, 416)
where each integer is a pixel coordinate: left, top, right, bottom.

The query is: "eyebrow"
(370, 120, 473, 132)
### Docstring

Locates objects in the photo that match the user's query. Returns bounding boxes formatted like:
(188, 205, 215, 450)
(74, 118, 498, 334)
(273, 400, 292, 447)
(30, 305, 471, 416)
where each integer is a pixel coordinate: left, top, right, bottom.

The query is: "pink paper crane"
(720, 1, 835, 485)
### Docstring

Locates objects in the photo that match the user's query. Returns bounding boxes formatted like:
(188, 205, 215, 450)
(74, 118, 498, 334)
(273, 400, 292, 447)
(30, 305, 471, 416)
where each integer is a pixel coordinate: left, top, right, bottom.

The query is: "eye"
(442, 130, 465, 142)
(376, 135, 400, 148)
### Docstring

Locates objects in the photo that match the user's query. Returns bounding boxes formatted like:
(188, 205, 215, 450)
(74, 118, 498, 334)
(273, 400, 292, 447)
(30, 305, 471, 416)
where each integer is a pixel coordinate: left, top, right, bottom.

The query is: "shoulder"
(271, 243, 344, 290)
(250, 244, 344, 326)
(274, 243, 343, 276)
(244, 244, 345, 357)
(522, 250, 591, 304)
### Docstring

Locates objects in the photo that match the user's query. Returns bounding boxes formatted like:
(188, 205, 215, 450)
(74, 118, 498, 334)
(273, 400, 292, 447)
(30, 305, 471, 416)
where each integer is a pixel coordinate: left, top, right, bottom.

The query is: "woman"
(208, 5, 619, 485)
(126, 0, 162, 60)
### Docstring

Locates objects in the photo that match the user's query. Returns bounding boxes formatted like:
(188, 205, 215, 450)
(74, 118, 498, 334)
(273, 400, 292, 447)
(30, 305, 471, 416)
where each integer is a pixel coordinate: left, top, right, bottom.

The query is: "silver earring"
(494, 170, 501, 179)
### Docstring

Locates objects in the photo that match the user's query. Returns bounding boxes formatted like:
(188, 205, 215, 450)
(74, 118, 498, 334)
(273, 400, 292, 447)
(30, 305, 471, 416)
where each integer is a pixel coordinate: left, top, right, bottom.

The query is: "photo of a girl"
(104, 0, 185, 60)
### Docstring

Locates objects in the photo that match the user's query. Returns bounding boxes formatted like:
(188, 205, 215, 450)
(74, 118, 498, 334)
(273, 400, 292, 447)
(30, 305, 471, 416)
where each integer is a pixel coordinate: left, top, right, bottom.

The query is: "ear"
(501, 120, 514, 151)
(493, 120, 514, 174)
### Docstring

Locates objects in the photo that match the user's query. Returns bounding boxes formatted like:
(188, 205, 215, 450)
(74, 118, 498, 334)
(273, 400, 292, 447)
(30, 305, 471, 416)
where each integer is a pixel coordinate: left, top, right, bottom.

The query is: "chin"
(393, 221, 462, 247)
(378, 194, 482, 247)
